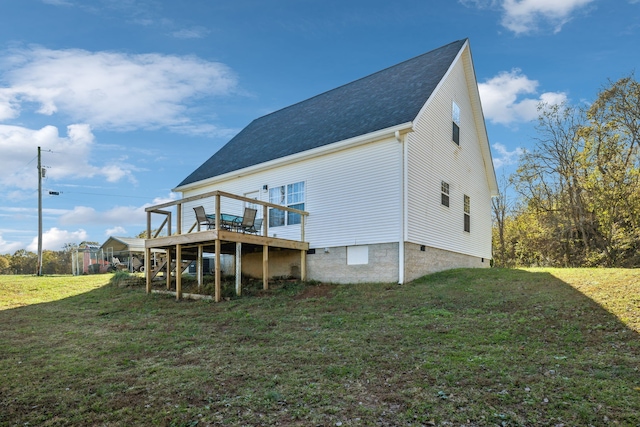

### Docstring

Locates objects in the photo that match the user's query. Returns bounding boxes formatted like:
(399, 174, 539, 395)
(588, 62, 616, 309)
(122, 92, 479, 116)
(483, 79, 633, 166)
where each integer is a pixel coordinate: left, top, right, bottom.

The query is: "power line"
(62, 191, 152, 200)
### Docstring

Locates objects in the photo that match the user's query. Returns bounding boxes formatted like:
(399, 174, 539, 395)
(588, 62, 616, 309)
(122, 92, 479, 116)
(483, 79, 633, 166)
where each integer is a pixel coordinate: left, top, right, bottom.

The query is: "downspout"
(396, 130, 407, 284)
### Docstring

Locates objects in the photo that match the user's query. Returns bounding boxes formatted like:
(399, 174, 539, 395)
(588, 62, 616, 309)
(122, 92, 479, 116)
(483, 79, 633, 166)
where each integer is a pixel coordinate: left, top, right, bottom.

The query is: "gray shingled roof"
(177, 39, 466, 188)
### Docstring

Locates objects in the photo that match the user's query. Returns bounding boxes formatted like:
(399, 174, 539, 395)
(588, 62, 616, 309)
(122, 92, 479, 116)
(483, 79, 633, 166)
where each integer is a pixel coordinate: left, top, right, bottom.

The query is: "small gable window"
(269, 181, 305, 227)
(452, 101, 460, 145)
(441, 181, 450, 207)
(464, 194, 470, 232)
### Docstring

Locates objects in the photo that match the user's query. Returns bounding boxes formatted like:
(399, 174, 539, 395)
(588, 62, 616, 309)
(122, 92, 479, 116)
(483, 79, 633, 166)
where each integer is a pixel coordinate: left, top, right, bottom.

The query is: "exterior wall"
(180, 136, 403, 248)
(306, 243, 399, 284)
(406, 46, 493, 261)
(403, 242, 489, 283)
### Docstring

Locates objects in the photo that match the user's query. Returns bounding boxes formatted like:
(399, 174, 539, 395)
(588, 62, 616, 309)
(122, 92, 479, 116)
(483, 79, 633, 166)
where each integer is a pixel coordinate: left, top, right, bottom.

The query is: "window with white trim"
(441, 181, 450, 207)
(269, 181, 305, 227)
(464, 194, 470, 232)
(452, 101, 460, 145)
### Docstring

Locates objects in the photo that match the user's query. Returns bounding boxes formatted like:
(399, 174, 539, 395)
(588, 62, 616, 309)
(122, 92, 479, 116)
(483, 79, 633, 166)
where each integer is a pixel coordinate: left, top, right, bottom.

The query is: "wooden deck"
(144, 190, 309, 302)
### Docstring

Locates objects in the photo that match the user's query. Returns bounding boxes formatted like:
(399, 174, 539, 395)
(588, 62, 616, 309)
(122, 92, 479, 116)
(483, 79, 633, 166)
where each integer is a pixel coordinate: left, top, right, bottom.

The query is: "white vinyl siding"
(406, 47, 493, 259)
(181, 135, 402, 247)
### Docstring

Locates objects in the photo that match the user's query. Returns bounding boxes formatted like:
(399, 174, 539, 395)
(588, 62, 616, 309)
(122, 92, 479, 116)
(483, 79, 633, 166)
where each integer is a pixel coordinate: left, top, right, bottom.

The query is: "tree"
(579, 73, 640, 266)
(491, 174, 515, 267)
(505, 73, 640, 267)
(513, 102, 591, 266)
(0, 255, 10, 274)
(10, 249, 38, 274)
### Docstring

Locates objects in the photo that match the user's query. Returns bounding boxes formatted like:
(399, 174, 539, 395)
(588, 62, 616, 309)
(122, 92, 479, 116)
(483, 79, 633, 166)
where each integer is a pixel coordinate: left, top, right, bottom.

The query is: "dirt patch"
(293, 283, 334, 300)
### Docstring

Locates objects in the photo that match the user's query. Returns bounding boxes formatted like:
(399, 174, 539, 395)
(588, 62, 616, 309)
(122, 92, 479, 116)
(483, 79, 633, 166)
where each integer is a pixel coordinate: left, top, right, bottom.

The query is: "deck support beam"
(214, 239, 221, 302)
(145, 247, 151, 293)
(175, 244, 182, 300)
(197, 245, 203, 292)
(263, 244, 269, 290)
(166, 248, 172, 291)
(301, 249, 306, 281)
(235, 242, 242, 296)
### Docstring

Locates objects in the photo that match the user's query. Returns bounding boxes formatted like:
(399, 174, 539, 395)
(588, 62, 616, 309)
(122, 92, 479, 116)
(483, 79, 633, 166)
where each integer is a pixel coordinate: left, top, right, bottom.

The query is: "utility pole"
(37, 146, 43, 276)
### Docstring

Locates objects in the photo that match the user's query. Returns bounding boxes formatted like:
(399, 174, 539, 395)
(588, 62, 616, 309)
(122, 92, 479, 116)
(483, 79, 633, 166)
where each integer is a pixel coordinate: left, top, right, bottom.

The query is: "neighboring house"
(71, 242, 102, 275)
(170, 38, 497, 284)
(100, 236, 147, 272)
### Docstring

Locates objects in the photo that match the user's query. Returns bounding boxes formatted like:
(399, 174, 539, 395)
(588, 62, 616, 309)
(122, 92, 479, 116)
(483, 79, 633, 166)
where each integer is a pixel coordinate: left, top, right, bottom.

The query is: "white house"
(148, 38, 497, 290)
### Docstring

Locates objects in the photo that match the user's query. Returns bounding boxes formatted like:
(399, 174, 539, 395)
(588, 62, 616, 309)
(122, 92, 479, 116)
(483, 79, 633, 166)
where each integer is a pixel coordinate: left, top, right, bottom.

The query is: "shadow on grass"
(0, 268, 638, 426)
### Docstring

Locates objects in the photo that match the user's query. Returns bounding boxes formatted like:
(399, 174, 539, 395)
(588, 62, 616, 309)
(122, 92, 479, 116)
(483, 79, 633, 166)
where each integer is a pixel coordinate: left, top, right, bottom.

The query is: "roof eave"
(173, 121, 414, 193)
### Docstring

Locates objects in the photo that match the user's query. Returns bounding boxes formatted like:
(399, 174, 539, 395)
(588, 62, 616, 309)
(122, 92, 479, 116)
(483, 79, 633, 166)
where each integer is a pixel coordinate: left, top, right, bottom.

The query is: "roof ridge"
(254, 39, 467, 122)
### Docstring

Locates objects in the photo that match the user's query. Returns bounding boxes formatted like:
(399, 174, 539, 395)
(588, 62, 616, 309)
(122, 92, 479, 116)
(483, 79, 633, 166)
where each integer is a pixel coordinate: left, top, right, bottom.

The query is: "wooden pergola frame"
(144, 190, 309, 302)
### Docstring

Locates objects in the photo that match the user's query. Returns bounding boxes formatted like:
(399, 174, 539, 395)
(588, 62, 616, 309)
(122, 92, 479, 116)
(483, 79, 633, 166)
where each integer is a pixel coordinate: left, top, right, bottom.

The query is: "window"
(452, 122, 460, 145)
(269, 181, 305, 227)
(441, 181, 450, 207)
(464, 194, 470, 232)
(452, 101, 460, 145)
(269, 186, 285, 227)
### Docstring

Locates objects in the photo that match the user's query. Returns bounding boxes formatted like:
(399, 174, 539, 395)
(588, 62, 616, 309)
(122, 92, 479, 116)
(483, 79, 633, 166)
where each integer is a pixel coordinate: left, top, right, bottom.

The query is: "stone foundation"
(306, 243, 400, 284)
(238, 242, 489, 284)
(403, 242, 489, 283)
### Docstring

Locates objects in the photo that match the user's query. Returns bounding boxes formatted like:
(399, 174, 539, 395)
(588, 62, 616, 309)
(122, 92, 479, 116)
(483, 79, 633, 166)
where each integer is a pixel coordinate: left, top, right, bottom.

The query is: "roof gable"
(177, 39, 467, 188)
(100, 236, 145, 252)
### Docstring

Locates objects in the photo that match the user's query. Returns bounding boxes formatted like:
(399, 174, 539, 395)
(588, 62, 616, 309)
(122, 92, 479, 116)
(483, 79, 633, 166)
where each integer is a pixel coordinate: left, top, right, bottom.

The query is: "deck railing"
(144, 190, 308, 242)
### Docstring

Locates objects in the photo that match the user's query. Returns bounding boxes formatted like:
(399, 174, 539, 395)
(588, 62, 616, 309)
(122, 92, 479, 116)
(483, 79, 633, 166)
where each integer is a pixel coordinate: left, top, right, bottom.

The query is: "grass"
(0, 268, 639, 426)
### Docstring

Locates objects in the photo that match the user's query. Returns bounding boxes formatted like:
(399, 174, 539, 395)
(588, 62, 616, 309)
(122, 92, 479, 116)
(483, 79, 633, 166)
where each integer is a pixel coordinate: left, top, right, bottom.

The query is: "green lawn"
(0, 269, 639, 426)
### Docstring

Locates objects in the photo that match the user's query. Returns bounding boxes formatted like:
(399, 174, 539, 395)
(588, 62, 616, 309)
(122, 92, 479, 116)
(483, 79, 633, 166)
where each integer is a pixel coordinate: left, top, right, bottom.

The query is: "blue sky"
(1, 0, 638, 253)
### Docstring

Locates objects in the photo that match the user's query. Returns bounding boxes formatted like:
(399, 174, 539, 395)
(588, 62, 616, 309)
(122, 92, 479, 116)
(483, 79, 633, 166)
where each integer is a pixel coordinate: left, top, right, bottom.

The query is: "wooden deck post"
(263, 244, 269, 290)
(301, 249, 307, 281)
(145, 247, 151, 293)
(176, 244, 182, 300)
(215, 193, 221, 230)
(176, 202, 182, 235)
(263, 205, 268, 236)
(214, 238, 221, 302)
(235, 242, 242, 296)
(197, 245, 203, 293)
(166, 247, 172, 291)
(146, 211, 151, 239)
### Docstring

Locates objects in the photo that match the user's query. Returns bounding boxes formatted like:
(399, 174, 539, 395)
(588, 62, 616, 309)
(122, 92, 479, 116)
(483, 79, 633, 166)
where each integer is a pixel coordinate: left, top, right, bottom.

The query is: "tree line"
(0, 243, 92, 275)
(493, 73, 640, 268)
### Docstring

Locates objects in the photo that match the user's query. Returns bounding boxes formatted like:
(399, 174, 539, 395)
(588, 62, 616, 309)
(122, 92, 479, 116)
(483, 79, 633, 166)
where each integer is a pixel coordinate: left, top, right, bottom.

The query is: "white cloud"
(0, 233, 24, 255)
(501, 0, 595, 34)
(41, 0, 73, 5)
(460, 0, 595, 34)
(59, 205, 146, 226)
(105, 226, 127, 236)
(172, 27, 210, 39)
(150, 192, 179, 206)
(0, 47, 238, 133)
(492, 142, 524, 168)
(0, 124, 138, 191)
(26, 227, 88, 251)
(478, 69, 567, 125)
(58, 192, 178, 233)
